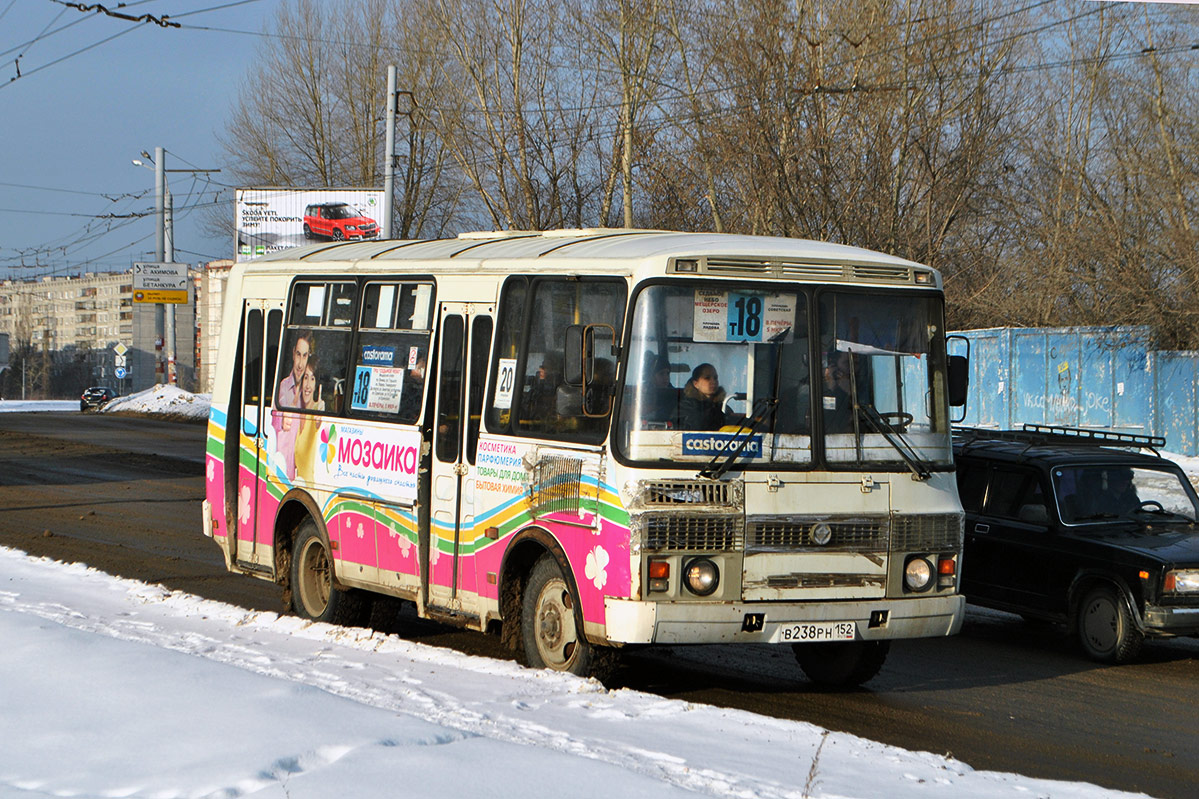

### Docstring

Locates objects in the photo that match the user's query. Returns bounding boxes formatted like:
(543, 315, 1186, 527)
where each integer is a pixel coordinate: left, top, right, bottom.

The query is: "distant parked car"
(80, 386, 117, 411)
(302, 202, 379, 241)
(953, 424, 1199, 664)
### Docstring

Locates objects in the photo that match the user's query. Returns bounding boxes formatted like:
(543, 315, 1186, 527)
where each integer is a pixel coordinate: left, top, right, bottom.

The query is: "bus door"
(235, 300, 283, 569)
(428, 303, 494, 614)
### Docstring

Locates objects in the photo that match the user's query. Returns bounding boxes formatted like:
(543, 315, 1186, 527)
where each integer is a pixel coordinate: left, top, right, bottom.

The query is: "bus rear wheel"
(793, 640, 889, 688)
(291, 520, 368, 626)
(520, 554, 616, 680)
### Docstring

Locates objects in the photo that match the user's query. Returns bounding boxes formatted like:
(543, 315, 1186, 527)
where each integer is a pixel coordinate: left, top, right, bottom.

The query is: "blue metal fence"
(952, 326, 1199, 455)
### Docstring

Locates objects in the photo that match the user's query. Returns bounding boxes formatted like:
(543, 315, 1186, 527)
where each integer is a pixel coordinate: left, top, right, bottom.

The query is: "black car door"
(965, 465, 1056, 614)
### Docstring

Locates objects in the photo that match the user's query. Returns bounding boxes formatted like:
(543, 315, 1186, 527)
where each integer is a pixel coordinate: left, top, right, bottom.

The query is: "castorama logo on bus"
(681, 432, 764, 459)
(332, 423, 421, 498)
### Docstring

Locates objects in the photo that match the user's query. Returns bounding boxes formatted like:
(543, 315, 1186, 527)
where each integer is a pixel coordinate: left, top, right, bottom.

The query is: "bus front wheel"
(520, 554, 616, 680)
(793, 640, 889, 688)
(291, 520, 368, 626)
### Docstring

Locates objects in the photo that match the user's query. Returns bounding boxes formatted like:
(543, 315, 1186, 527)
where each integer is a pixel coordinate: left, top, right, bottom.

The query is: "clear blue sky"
(0, 0, 282, 279)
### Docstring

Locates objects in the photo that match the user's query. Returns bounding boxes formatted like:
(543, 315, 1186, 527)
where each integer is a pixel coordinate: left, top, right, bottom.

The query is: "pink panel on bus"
(205, 454, 227, 539)
(328, 509, 379, 568)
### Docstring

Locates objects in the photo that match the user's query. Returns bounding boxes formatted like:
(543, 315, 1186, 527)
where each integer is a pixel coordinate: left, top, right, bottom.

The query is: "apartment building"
(0, 269, 196, 396)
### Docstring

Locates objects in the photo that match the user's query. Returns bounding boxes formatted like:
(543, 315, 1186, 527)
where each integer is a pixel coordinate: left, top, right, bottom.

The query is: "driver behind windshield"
(1096, 468, 1140, 516)
(680, 363, 730, 430)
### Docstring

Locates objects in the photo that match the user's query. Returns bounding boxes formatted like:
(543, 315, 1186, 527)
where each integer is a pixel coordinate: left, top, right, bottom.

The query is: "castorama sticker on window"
(305, 421, 421, 500)
(681, 432, 764, 458)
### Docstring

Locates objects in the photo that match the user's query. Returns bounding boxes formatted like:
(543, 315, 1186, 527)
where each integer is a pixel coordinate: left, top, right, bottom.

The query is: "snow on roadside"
(100, 383, 211, 419)
(0, 546, 1140, 799)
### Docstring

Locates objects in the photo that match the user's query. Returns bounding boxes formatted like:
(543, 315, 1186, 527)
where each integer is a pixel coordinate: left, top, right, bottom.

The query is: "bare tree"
(219, 0, 459, 236)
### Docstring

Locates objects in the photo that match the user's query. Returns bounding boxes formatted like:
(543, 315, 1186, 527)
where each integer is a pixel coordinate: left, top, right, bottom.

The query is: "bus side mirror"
(583, 324, 617, 417)
(948, 354, 969, 408)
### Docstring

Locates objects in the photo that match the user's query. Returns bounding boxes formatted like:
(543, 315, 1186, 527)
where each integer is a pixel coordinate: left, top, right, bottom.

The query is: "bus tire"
(520, 554, 616, 680)
(291, 519, 369, 626)
(1076, 585, 1142, 664)
(793, 640, 889, 688)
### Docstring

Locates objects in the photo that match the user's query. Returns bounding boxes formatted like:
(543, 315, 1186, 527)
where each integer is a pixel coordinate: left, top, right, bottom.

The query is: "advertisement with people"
(235, 188, 385, 262)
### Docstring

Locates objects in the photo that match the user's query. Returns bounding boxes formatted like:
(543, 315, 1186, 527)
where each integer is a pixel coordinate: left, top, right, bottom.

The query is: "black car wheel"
(303, 223, 313, 239)
(332, 228, 345, 241)
(1076, 585, 1143, 664)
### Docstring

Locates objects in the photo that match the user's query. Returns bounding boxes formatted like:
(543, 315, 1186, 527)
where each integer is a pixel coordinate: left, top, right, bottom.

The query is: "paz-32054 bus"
(203, 229, 969, 685)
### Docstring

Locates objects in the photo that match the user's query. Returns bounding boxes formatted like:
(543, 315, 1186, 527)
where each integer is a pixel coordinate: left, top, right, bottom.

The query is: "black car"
(953, 424, 1199, 663)
(80, 386, 117, 411)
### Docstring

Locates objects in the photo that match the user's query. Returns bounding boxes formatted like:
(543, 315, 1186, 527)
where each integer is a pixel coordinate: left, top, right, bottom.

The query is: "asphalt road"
(1, 411, 1196, 798)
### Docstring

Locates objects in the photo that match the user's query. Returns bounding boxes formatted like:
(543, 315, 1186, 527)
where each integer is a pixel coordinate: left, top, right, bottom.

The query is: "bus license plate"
(772, 621, 857, 643)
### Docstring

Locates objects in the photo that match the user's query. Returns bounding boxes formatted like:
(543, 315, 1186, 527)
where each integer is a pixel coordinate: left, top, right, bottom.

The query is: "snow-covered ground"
(0, 393, 1179, 797)
(0, 548, 1142, 799)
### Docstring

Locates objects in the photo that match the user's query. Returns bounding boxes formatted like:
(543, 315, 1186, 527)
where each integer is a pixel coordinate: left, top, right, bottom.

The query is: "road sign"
(115, 367, 128, 379)
(133, 262, 189, 304)
(114, 343, 128, 356)
(114, 354, 126, 367)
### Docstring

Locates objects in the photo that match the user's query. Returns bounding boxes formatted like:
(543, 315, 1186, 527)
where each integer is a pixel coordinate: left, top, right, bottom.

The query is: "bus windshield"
(616, 283, 952, 470)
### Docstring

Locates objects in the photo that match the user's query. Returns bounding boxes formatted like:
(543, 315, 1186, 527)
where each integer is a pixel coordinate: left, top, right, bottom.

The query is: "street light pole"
(134, 149, 220, 388)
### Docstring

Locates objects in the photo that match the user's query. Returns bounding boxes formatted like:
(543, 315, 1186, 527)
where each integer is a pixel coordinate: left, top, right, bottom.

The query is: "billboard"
(235, 188, 385, 262)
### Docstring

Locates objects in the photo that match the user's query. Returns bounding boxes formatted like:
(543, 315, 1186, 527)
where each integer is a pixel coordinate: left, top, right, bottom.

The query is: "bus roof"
(245, 229, 938, 286)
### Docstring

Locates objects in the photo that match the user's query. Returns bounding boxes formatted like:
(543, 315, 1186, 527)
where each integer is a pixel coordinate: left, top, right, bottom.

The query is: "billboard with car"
(235, 188, 385, 262)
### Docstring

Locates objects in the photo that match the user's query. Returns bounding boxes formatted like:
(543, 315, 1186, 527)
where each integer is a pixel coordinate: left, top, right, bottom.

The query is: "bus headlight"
(684, 558, 720, 596)
(1165, 570, 1199, 593)
(904, 557, 934, 592)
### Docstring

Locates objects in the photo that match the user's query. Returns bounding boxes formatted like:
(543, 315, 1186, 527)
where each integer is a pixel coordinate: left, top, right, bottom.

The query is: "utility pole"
(138, 147, 219, 386)
(382, 65, 396, 239)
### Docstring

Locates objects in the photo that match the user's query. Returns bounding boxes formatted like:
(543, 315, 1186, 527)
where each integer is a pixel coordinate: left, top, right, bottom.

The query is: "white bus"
(203, 229, 969, 685)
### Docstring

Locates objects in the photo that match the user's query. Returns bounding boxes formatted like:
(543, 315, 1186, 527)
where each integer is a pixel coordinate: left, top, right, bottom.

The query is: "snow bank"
(100, 384, 211, 420)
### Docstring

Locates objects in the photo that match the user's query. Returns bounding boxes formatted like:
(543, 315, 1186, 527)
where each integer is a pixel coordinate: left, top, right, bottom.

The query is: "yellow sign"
(133, 289, 187, 304)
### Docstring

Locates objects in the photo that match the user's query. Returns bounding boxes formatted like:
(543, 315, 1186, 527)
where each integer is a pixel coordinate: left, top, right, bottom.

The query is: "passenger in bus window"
(636, 358, 680, 425)
(680, 363, 728, 430)
(524, 354, 561, 422)
(271, 331, 313, 479)
(294, 359, 323, 484)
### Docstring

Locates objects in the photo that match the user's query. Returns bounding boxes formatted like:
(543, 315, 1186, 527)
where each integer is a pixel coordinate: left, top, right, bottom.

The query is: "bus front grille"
(644, 513, 744, 551)
(890, 513, 963, 552)
(746, 516, 887, 552)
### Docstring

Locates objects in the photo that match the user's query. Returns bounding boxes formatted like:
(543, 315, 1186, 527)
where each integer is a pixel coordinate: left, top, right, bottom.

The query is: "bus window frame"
(347, 277, 438, 425)
(484, 274, 627, 445)
(275, 277, 361, 420)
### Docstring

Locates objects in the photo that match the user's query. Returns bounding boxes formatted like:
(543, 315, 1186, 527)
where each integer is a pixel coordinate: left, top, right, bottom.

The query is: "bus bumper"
(602, 594, 965, 645)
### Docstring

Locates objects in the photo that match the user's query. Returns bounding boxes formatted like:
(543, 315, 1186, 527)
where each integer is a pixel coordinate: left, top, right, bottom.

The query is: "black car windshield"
(1053, 465, 1199, 523)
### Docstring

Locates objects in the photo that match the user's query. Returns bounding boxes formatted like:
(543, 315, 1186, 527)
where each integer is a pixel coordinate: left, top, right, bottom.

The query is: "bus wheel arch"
(274, 493, 369, 627)
(496, 527, 562, 652)
(272, 491, 323, 605)
(498, 526, 617, 680)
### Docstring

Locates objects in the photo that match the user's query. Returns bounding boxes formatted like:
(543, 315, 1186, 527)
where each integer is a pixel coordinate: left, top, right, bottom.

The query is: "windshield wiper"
(699, 396, 779, 480)
(699, 326, 790, 481)
(856, 403, 932, 481)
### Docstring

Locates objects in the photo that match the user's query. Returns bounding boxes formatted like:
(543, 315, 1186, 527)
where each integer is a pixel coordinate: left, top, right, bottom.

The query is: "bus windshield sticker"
(693, 289, 727, 341)
(361, 345, 395, 366)
(493, 358, 517, 409)
(351, 364, 404, 414)
(693, 290, 797, 343)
